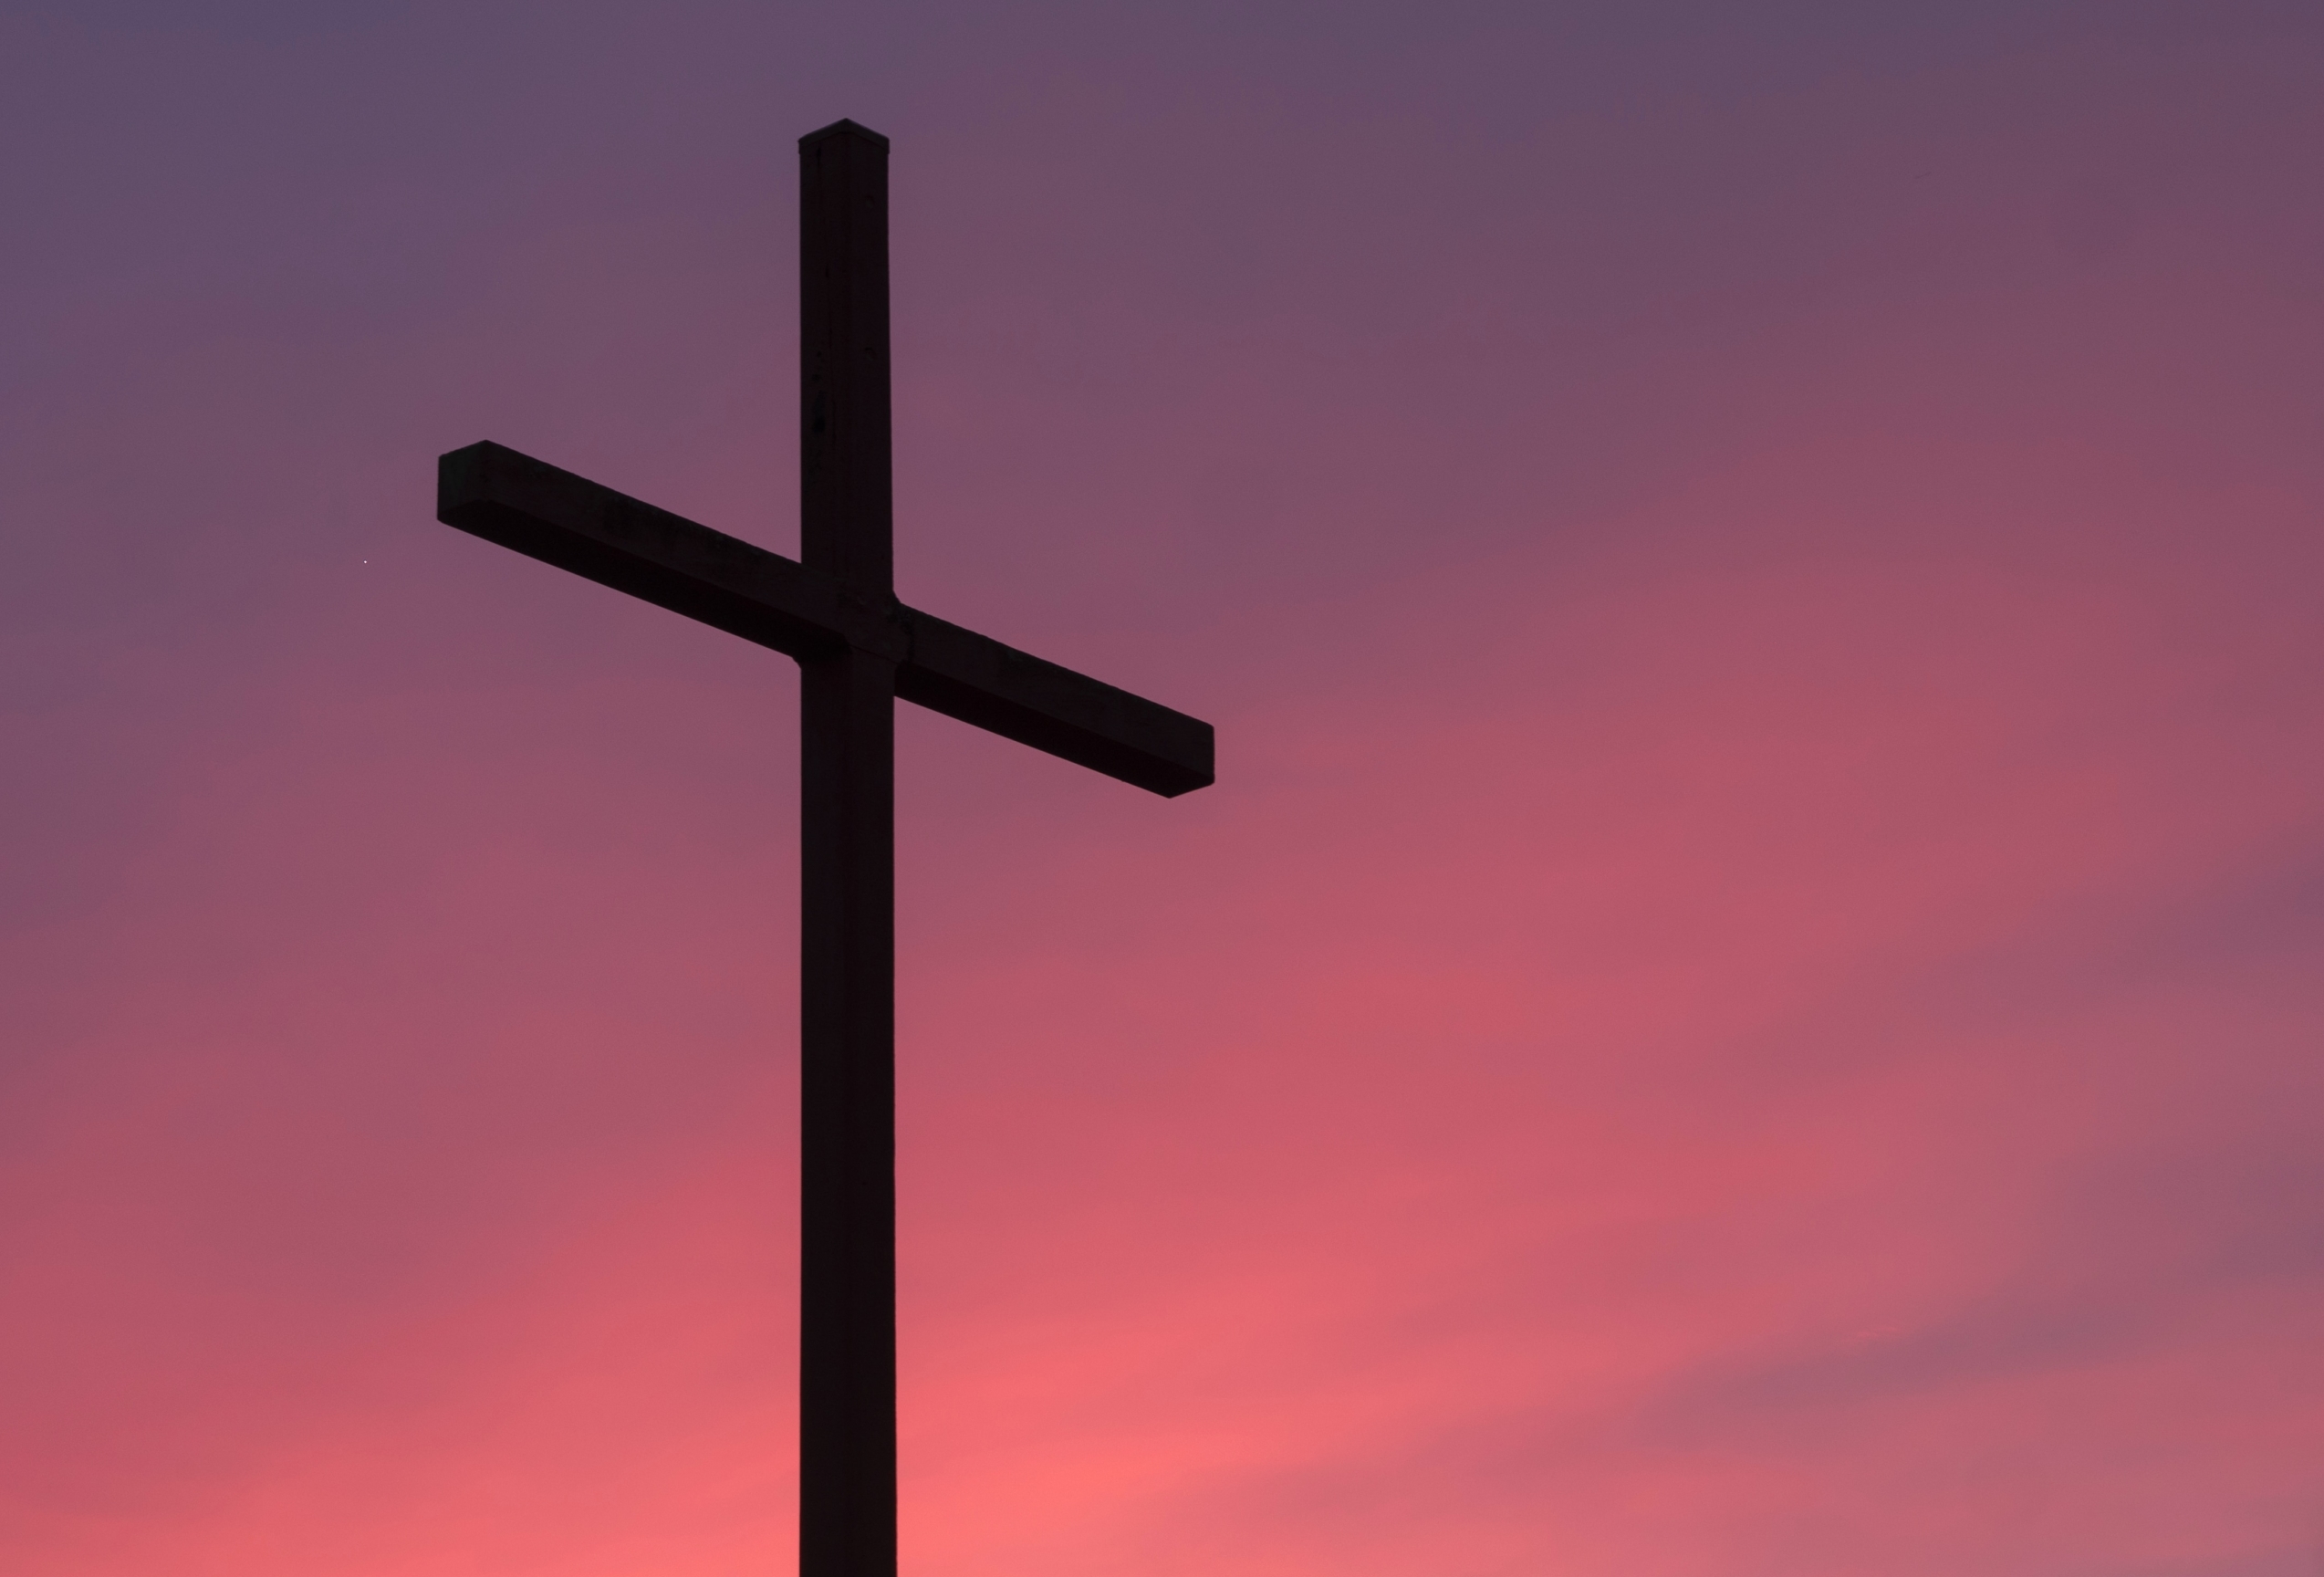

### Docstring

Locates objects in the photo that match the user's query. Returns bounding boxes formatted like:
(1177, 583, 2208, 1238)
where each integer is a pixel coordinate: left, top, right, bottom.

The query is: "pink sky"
(4, 4, 2322, 1574)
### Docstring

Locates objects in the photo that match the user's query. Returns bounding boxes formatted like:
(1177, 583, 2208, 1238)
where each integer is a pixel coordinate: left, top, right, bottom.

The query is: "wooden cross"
(435, 119, 1214, 1576)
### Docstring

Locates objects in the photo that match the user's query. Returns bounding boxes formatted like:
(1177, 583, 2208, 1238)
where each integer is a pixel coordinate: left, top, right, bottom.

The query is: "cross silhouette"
(434, 118, 1214, 1576)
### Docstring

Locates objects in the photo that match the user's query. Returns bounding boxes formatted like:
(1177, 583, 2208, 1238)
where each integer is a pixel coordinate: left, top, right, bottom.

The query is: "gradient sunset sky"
(5, 3, 2323, 1574)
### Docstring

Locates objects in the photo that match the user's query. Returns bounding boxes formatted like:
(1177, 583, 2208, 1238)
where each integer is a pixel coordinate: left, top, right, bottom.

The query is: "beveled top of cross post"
(801, 118, 890, 150)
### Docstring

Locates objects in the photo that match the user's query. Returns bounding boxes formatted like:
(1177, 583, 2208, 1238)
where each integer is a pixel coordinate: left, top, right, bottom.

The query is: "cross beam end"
(898, 612, 1214, 797)
(438, 441, 895, 661)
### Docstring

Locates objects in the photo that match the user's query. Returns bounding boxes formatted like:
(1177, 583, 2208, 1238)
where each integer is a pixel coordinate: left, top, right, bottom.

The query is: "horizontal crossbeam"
(439, 441, 1214, 797)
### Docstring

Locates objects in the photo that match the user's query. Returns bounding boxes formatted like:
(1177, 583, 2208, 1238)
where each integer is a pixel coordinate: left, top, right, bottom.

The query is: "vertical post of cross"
(797, 118, 899, 1577)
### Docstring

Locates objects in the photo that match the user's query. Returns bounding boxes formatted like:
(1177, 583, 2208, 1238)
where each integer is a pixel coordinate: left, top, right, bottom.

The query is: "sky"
(4, 2, 2322, 1573)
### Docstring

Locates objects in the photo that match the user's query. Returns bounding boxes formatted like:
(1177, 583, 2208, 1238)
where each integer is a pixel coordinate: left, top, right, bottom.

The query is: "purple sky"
(5, 4, 2324, 1574)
